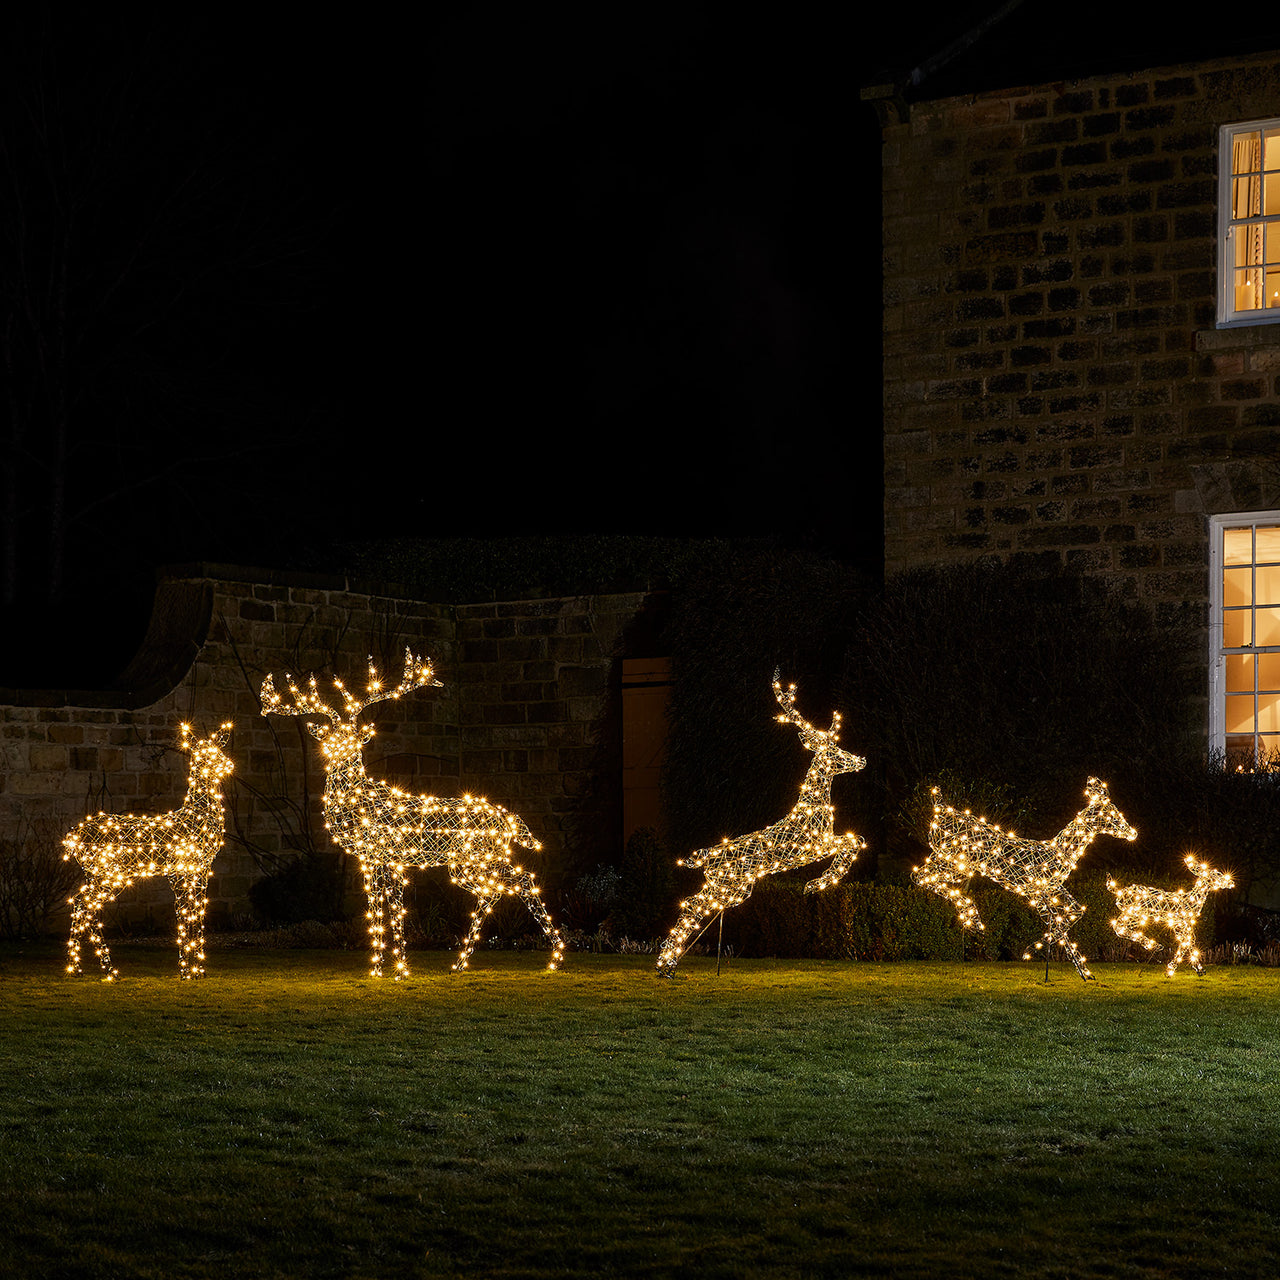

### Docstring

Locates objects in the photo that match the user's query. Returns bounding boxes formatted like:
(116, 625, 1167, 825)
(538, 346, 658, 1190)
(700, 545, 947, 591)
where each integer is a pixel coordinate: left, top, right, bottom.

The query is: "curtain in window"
(1233, 133, 1264, 309)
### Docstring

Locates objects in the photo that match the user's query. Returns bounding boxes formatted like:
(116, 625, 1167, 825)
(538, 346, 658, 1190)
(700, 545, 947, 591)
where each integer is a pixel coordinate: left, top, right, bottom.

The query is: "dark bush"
(249, 852, 349, 925)
(612, 828, 681, 941)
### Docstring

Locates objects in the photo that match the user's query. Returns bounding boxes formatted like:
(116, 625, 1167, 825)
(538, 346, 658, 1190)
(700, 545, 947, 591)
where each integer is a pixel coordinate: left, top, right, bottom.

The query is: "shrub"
(612, 828, 681, 940)
(0, 818, 80, 940)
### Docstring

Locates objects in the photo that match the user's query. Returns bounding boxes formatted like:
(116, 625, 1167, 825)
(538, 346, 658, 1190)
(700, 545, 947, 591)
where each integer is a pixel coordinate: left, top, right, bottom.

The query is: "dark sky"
(3, 2, 977, 683)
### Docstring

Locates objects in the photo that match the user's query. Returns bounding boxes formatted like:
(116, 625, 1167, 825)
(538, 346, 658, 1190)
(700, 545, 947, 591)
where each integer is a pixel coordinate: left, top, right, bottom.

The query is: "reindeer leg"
(657, 898, 708, 976)
(804, 833, 866, 894)
(68, 883, 118, 981)
(1040, 894, 1092, 981)
(454, 892, 499, 973)
(360, 857, 391, 978)
(66, 885, 89, 976)
(385, 864, 410, 981)
(658, 880, 747, 976)
(500, 864, 565, 970)
(170, 875, 208, 980)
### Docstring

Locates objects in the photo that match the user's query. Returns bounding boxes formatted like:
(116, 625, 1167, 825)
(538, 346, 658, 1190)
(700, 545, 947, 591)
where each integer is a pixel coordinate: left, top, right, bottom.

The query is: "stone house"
(865, 21, 1280, 768)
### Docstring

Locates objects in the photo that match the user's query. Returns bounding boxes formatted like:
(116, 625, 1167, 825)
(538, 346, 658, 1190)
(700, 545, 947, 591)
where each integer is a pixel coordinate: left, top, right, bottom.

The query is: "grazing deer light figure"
(656, 671, 866, 976)
(1108, 855, 1233, 976)
(260, 649, 564, 977)
(915, 777, 1137, 981)
(62, 723, 234, 981)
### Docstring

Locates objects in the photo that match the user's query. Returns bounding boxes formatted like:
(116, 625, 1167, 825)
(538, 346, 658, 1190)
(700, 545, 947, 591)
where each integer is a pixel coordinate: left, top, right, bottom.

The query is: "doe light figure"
(915, 777, 1137, 980)
(656, 671, 866, 977)
(63, 723, 234, 981)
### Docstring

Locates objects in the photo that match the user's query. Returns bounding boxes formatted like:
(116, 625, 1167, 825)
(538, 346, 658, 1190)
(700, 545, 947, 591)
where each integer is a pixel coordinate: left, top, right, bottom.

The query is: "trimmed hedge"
(717, 873, 1168, 964)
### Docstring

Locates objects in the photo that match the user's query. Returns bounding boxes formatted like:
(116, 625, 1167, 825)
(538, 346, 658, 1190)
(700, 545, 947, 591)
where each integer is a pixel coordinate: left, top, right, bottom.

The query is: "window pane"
(1257, 608, 1280, 646)
(1235, 229, 1263, 266)
(1236, 273, 1263, 310)
(1268, 267, 1280, 308)
(1256, 526, 1280, 563)
(1259, 696, 1280, 732)
(1259, 652, 1280, 690)
(1258, 563, 1280, 605)
(1235, 130, 1262, 173)
(1269, 172, 1280, 218)
(1225, 527, 1254, 565)
(1235, 175, 1262, 217)
(1269, 223, 1280, 263)
(1224, 608, 1253, 647)
(1224, 566, 1253, 606)
(1226, 694, 1256, 732)
(1266, 127, 1280, 171)
(1227, 653, 1256, 692)
(1226, 735, 1256, 769)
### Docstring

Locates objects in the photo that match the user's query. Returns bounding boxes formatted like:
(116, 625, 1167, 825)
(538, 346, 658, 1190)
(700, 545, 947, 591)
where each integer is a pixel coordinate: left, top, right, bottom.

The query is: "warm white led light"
(1108, 854, 1233, 976)
(62, 723, 234, 981)
(914, 777, 1137, 981)
(261, 649, 564, 977)
(656, 671, 866, 976)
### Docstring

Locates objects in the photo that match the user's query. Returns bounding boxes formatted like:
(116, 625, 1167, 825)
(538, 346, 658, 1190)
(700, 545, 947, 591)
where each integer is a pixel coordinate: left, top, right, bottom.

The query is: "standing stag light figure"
(656, 671, 866, 976)
(1108, 855, 1234, 976)
(915, 777, 1137, 981)
(62, 723, 234, 981)
(261, 649, 564, 977)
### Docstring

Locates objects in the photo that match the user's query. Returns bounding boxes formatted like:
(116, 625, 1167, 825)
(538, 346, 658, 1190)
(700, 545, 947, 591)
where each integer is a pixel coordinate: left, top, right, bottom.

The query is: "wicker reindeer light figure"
(656, 671, 866, 976)
(915, 777, 1137, 981)
(261, 649, 564, 977)
(62, 723, 234, 981)
(1108, 855, 1234, 976)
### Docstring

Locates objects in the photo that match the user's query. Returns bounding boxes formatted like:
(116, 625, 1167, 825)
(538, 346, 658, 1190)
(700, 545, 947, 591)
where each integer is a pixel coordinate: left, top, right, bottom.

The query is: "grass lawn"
(1, 944, 1278, 1279)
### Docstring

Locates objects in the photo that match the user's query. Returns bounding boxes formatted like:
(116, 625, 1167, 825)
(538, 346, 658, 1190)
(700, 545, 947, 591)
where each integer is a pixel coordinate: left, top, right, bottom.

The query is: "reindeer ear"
(307, 722, 329, 740)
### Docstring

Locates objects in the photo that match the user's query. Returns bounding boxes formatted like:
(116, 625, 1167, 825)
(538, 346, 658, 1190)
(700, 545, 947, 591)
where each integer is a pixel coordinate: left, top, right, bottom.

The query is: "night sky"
(1, 3, 999, 684)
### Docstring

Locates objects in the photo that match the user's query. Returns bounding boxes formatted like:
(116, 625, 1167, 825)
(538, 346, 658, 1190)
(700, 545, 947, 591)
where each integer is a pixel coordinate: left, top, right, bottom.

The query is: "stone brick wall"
(873, 49, 1280, 628)
(0, 565, 651, 931)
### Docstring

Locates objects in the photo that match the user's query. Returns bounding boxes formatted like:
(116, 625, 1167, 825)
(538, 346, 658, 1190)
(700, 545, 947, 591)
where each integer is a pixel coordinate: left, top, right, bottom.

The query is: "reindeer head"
(1184, 853, 1233, 892)
(260, 649, 441, 767)
(773, 670, 865, 775)
(1084, 777, 1137, 843)
(180, 722, 235, 785)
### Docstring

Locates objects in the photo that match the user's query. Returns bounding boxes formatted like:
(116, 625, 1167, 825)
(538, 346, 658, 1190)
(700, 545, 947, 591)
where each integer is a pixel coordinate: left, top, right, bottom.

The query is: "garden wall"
(0, 564, 651, 931)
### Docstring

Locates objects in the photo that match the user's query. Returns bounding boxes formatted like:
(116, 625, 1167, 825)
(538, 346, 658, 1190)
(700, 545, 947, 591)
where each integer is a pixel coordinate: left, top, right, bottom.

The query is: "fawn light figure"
(1108, 855, 1233, 976)
(915, 777, 1137, 981)
(260, 648, 564, 977)
(655, 671, 866, 976)
(62, 723, 234, 981)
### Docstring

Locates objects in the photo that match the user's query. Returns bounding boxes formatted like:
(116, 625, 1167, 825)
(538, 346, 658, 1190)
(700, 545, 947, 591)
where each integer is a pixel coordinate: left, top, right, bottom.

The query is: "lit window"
(1218, 119, 1280, 327)
(1210, 512, 1280, 766)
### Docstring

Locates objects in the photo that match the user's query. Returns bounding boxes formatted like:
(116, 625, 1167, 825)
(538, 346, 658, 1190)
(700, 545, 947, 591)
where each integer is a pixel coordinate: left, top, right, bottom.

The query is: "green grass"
(2, 945, 1279, 1279)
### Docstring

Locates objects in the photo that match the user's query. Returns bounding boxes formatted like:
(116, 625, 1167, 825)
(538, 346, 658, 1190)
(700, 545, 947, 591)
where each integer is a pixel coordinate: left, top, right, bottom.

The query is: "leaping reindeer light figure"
(260, 649, 564, 977)
(915, 777, 1137, 980)
(656, 671, 866, 976)
(1108, 855, 1233, 976)
(62, 723, 234, 981)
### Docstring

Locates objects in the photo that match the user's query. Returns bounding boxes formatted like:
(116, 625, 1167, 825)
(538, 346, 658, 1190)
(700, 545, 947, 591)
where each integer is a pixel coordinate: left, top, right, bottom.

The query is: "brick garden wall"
(874, 48, 1280, 629)
(0, 565, 650, 930)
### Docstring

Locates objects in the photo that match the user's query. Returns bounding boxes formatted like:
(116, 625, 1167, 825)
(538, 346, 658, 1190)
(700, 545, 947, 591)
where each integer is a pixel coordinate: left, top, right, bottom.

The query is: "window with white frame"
(1219, 119, 1280, 327)
(1210, 513, 1280, 766)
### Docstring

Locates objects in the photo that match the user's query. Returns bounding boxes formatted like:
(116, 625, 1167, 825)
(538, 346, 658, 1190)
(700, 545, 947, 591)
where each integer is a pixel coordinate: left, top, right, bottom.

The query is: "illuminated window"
(1210, 513, 1280, 767)
(1218, 119, 1280, 327)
